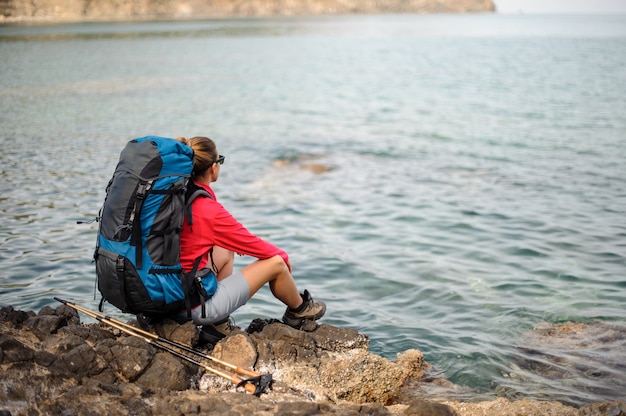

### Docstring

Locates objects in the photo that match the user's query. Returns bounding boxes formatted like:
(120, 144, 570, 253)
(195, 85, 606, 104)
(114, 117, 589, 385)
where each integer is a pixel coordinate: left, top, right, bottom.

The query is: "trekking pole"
(54, 298, 272, 395)
(54, 297, 262, 378)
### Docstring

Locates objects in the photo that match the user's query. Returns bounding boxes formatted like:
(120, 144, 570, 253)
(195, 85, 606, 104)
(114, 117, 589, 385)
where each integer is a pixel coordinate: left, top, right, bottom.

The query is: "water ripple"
(2, 15, 626, 406)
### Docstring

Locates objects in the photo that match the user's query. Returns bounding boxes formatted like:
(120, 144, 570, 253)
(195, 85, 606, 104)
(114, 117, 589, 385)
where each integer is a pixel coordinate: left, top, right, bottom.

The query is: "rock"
(0, 335, 34, 363)
(446, 398, 573, 416)
(396, 350, 426, 378)
(136, 351, 192, 390)
(0, 305, 31, 326)
(151, 318, 199, 347)
(21, 305, 79, 341)
(213, 333, 258, 370)
(51, 342, 103, 378)
(94, 337, 154, 382)
(45, 333, 88, 355)
(58, 322, 116, 344)
(201, 322, 423, 405)
(0, 0, 496, 23)
(510, 321, 626, 407)
(33, 349, 56, 366)
(273, 348, 409, 405)
(25, 314, 67, 340)
(579, 402, 626, 416)
(301, 163, 333, 174)
(249, 322, 369, 369)
(404, 399, 458, 416)
(37, 381, 150, 416)
(1, 305, 625, 416)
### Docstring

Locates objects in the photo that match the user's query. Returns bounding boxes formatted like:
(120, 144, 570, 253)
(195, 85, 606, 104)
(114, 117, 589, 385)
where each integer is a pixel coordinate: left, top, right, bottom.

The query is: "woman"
(176, 136, 325, 343)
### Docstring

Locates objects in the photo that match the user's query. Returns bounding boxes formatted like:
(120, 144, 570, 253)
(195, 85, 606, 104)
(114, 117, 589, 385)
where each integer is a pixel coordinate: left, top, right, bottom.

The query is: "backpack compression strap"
(182, 255, 203, 319)
(131, 180, 191, 269)
(130, 180, 153, 269)
(183, 185, 213, 318)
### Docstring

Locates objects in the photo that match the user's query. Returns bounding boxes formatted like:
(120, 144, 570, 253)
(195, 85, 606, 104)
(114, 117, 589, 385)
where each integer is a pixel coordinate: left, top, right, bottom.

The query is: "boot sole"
(282, 303, 326, 328)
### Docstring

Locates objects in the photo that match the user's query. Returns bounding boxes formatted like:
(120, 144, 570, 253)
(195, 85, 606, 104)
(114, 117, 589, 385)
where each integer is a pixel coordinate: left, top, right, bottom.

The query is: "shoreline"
(1, 0, 495, 25)
(1, 304, 625, 416)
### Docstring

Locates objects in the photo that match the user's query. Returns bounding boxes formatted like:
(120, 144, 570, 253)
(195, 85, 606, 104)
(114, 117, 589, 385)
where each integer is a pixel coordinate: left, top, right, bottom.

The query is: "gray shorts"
(177, 271, 250, 326)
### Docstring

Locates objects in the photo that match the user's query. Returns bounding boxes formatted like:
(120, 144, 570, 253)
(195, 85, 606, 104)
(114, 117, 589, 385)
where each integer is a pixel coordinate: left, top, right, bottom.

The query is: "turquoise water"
(1, 14, 625, 406)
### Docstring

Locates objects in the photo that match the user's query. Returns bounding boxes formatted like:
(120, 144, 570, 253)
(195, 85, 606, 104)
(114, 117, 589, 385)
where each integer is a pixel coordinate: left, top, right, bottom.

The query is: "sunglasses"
(215, 155, 225, 165)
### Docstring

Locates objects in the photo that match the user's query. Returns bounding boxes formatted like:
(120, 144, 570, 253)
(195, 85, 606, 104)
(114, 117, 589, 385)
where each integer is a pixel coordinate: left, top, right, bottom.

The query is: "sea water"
(1, 13, 625, 406)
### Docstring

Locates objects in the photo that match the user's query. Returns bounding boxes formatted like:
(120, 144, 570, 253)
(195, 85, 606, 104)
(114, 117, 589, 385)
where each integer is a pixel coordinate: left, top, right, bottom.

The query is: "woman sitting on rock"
(176, 136, 325, 343)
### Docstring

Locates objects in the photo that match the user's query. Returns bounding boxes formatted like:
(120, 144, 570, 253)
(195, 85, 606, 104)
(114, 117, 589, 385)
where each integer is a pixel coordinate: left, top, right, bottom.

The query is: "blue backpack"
(94, 136, 216, 318)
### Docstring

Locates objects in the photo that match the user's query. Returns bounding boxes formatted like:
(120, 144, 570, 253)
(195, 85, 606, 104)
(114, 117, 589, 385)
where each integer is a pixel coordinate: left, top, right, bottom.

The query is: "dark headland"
(1, 0, 495, 23)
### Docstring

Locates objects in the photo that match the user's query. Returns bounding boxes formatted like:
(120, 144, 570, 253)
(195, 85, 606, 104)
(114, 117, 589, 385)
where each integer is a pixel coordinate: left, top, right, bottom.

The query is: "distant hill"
(1, 0, 495, 23)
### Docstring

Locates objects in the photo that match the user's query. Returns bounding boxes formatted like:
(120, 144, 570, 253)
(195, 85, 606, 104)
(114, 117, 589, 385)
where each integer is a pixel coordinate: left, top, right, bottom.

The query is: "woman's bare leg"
(241, 255, 302, 309)
(209, 246, 234, 280)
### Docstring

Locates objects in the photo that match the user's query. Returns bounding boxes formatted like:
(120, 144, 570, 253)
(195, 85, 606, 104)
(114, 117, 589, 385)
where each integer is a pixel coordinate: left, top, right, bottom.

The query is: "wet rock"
(50, 342, 106, 379)
(45, 333, 87, 355)
(2, 305, 625, 416)
(204, 322, 424, 405)
(33, 348, 57, 366)
(273, 348, 409, 405)
(58, 321, 116, 343)
(25, 314, 67, 340)
(446, 397, 614, 416)
(151, 318, 199, 347)
(136, 351, 192, 390)
(249, 322, 369, 369)
(0, 305, 31, 326)
(37, 304, 80, 325)
(404, 399, 458, 416)
(0, 335, 34, 363)
(272, 155, 335, 175)
(509, 321, 626, 407)
(273, 401, 328, 415)
(95, 336, 154, 382)
(579, 402, 626, 416)
(213, 332, 258, 370)
(37, 381, 150, 416)
(152, 391, 222, 414)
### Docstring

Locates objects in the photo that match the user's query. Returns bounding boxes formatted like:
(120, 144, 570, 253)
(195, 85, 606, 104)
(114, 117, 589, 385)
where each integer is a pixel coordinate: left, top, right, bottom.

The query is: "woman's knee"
(268, 255, 289, 275)
(241, 255, 288, 292)
(211, 246, 234, 279)
(252, 255, 287, 277)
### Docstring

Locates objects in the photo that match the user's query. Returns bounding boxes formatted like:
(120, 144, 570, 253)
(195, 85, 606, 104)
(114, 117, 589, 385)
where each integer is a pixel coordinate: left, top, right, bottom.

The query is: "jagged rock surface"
(1, 305, 624, 416)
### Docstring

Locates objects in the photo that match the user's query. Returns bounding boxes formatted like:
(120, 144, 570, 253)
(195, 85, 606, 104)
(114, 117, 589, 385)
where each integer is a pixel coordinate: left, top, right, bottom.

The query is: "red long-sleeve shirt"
(179, 182, 289, 272)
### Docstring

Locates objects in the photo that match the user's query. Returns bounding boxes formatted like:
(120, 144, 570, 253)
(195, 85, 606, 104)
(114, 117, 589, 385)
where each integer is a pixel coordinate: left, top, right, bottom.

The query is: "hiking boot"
(199, 317, 240, 345)
(282, 289, 326, 329)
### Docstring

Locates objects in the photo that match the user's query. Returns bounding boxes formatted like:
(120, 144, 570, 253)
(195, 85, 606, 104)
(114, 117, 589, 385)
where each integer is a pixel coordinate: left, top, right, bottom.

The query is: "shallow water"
(1, 14, 625, 406)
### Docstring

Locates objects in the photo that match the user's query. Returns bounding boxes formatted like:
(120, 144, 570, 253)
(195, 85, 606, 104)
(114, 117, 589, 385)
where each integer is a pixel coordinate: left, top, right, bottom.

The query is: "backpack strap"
(180, 183, 213, 319)
(97, 254, 128, 314)
(185, 183, 212, 227)
(182, 255, 203, 319)
(130, 180, 154, 269)
(195, 269, 209, 320)
(132, 179, 190, 269)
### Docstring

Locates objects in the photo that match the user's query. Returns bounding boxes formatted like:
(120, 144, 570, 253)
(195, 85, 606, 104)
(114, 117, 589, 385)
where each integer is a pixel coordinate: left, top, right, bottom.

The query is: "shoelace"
(224, 316, 239, 332)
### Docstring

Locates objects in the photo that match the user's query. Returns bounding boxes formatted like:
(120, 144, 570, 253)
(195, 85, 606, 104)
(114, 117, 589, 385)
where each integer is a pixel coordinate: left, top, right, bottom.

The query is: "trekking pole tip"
(237, 374, 273, 396)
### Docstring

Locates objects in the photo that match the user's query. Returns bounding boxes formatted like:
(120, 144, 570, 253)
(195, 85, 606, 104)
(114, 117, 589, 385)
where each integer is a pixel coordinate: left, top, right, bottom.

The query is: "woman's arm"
(205, 199, 290, 265)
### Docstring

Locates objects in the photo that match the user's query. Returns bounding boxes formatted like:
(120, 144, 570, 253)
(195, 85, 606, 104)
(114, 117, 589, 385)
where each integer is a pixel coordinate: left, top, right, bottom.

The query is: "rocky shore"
(1, 304, 625, 416)
(0, 0, 495, 24)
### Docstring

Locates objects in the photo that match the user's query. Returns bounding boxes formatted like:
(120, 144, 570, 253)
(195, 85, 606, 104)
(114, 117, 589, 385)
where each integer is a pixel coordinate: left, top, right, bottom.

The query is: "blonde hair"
(177, 136, 218, 177)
